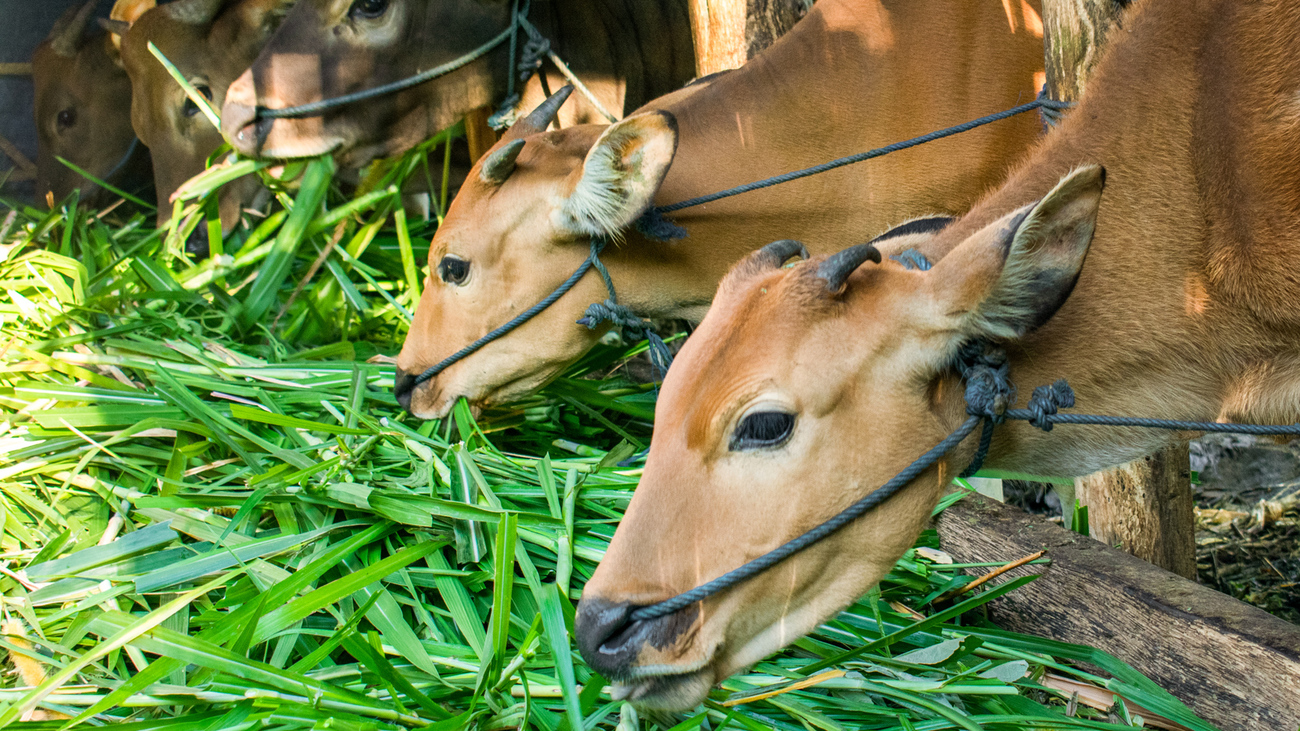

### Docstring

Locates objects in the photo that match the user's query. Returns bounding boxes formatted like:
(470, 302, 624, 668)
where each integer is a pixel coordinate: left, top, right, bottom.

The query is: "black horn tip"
(757, 239, 809, 268)
(818, 243, 882, 294)
(507, 85, 575, 139)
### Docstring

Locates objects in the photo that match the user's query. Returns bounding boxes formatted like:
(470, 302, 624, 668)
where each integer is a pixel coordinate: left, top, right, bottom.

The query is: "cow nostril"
(576, 598, 640, 676)
(394, 368, 416, 411)
(185, 227, 211, 260)
(598, 618, 646, 655)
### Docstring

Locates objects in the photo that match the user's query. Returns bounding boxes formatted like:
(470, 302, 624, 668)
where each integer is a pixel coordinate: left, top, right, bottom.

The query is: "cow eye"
(437, 256, 470, 286)
(182, 85, 212, 118)
(56, 108, 77, 130)
(729, 411, 795, 451)
(349, 0, 389, 19)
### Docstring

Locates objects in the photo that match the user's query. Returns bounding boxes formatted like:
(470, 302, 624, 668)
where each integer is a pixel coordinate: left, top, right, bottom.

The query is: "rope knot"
(578, 299, 647, 336)
(519, 36, 551, 81)
(1036, 87, 1074, 130)
(1026, 379, 1076, 431)
(957, 342, 1013, 422)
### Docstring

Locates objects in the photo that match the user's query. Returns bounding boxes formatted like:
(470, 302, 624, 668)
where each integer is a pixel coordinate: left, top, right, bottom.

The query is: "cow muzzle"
(393, 367, 417, 412)
(575, 596, 701, 680)
(222, 70, 273, 157)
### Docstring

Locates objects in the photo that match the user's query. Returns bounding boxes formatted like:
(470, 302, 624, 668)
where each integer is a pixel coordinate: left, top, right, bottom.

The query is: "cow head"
(393, 89, 678, 419)
(573, 166, 1104, 711)
(221, 0, 509, 165)
(32, 1, 147, 207)
(116, 0, 290, 231)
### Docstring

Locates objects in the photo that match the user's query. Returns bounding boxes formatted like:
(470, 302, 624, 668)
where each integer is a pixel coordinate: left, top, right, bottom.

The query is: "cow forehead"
(664, 263, 909, 451)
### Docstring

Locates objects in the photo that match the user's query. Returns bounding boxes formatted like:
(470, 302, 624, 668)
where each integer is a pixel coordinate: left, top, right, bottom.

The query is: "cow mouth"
(609, 666, 715, 711)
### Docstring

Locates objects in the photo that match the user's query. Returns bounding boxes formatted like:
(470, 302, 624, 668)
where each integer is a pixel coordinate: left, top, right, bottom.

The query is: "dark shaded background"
(1, 0, 116, 203)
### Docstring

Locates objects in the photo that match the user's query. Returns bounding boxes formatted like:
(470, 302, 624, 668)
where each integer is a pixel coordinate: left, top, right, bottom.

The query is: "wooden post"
(463, 105, 498, 163)
(1042, 0, 1197, 579)
(689, 0, 809, 76)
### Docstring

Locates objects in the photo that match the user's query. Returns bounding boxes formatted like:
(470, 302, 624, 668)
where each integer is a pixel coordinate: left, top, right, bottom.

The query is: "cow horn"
(48, 0, 96, 57)
(164, 0, 225, 25)
(99, 18, 131, 37)
(756, 239, 809, 268)
(505, 85, 574, 139)
(818, 243, 882, 293)
(479, 139, 527, 185)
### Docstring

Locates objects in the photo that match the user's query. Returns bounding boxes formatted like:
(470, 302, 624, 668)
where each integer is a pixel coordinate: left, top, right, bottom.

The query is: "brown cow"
(111, 0, 290, 233)
(393, 0, 1047, 419)
(220, 0, 697, 165)
(575, 0, 1300, 710)
(32, 1, 151, 208)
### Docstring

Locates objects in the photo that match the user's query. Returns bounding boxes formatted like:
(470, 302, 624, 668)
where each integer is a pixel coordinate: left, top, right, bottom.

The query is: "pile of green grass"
(0, 138, 1219, 731)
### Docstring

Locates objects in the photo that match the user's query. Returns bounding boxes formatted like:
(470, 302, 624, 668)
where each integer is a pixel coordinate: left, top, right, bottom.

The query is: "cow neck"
(925, 0, 1253, 479)
(616, 0, 1046, 320)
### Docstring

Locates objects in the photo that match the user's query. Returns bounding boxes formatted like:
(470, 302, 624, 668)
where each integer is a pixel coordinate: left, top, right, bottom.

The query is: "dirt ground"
(1006, 435, 1300, 625)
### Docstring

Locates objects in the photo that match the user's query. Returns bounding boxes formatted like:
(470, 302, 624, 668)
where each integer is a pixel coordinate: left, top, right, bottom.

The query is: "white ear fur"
(936, 165, 1105, 340)
(554, 111, 678, 238)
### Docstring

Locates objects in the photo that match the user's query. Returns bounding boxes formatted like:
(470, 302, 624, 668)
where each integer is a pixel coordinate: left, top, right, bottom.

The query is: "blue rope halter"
(411, 239, 670, 387)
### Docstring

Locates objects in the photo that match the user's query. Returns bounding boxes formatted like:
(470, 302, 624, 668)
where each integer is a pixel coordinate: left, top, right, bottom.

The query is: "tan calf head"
(394, 90, 678, 418)
(32, 1, 147, 207)
(222, 0, 507, 164)
(115, 0, 289, 230)
(573, 166, 1104, 711)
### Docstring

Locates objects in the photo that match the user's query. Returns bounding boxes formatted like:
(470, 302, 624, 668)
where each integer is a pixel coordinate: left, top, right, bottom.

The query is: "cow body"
(575, 0, 1300, 711)
(394, 0, 1046, 419)
(221, 0, 698, 166)
(32, 1, 151, 208)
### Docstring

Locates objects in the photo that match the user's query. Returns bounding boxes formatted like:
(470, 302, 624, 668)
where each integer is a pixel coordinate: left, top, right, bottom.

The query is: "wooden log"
(688, 0, 808, 76)
(1043, 0, 1196, 578)
(937, 492, 1300, 730)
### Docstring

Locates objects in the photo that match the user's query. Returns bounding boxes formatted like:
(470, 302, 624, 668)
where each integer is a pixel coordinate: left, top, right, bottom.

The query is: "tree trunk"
(937, 492, 1300, 730)
(689, 0, 810, 76)
(1043, 0, 1196, 579)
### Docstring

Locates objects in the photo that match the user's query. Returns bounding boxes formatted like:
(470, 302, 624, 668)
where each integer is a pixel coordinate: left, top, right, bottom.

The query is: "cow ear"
(553, 112, 678, 239)
(926, 165, 1104, 341)
(112, 0, 156, 24)
(48, 1, 95, 57)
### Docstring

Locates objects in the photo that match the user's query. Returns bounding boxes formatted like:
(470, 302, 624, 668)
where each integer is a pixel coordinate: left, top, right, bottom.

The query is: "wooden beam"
(0, 63, 33, 76)
(1042, 0, 1196, 579)
(688, 0, 807, 76)
(0, 132, 37, 178)
(937, 492, 1300, 730)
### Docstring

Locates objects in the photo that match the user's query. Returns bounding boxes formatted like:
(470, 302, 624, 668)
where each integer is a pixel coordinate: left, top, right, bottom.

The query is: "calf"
(32, 1, 151, 208)
(393, 0, 1047, 418)
(111, 0, 290, 231)
(220, 0, 697, 165)
(575, 0, 1300, 710)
